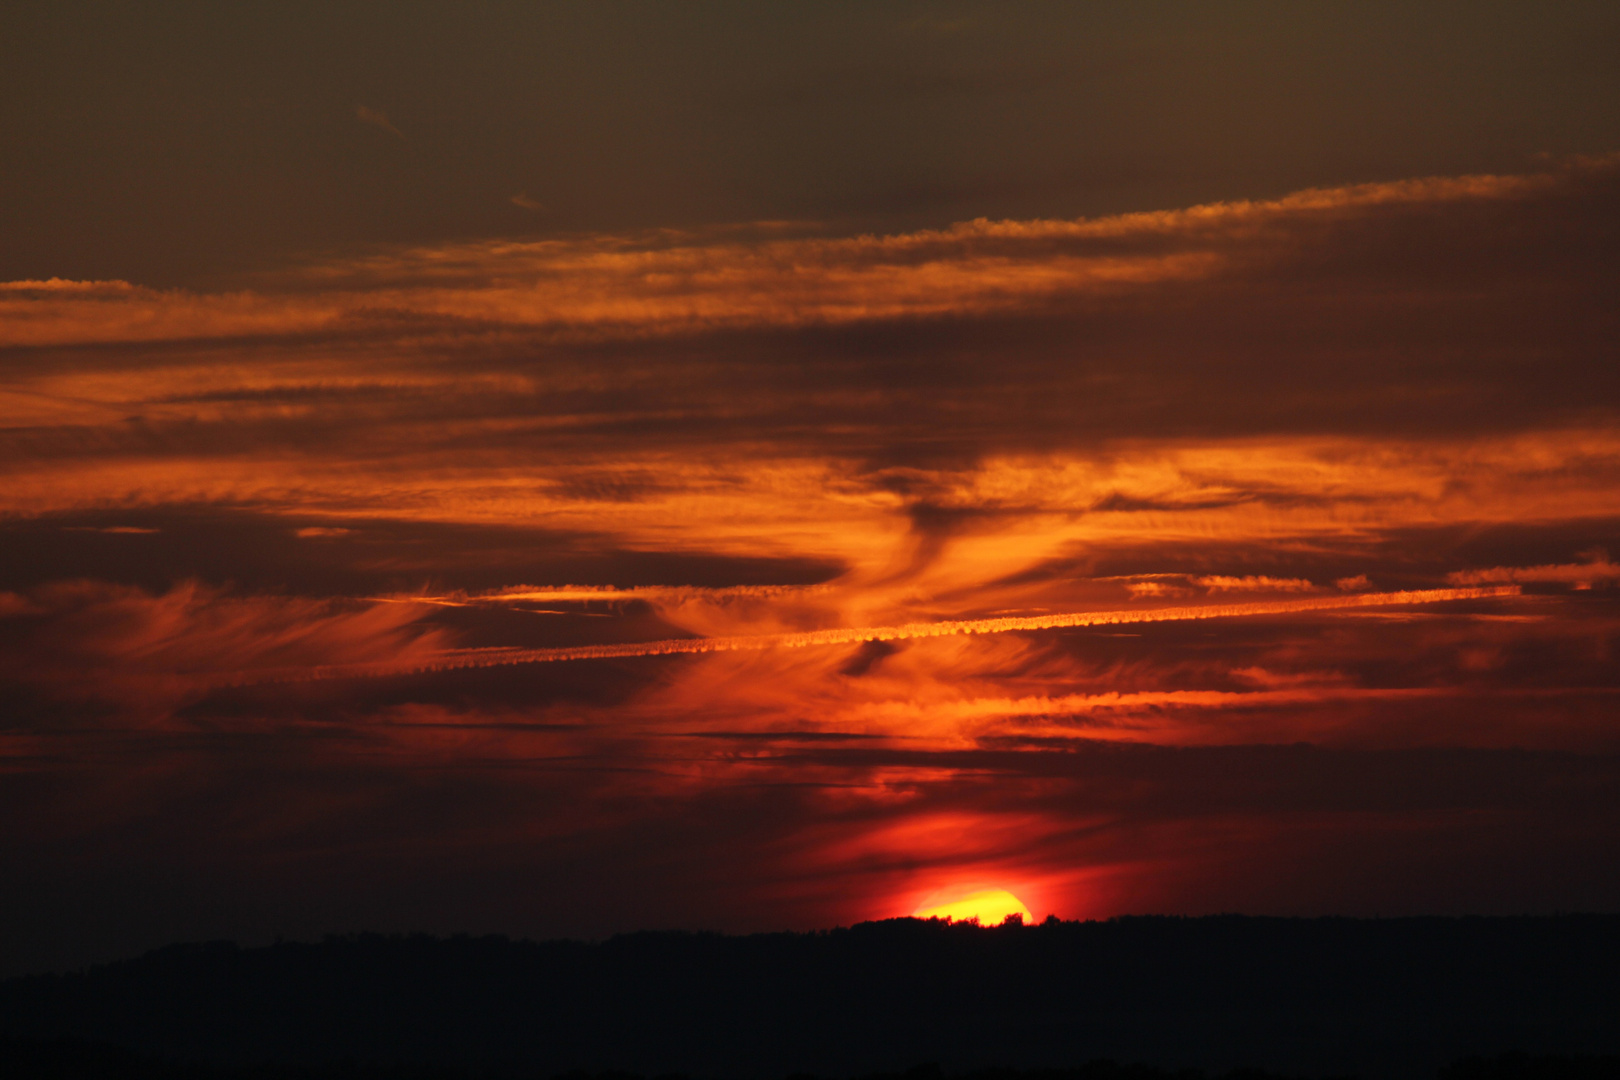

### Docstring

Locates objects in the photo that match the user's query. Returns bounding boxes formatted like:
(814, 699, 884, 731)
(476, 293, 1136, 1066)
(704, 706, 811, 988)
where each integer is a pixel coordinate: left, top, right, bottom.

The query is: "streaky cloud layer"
(2, 158, 1619, 975)
(0, 160, 1598, 349)
(271, 586, 1520, 683)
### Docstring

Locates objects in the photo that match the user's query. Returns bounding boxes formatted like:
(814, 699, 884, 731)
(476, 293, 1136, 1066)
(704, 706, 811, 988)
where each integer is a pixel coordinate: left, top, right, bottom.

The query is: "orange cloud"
(1, 157, 1605, 349)
(0, 581, 450, 727)
(1448, 555, 1620, 590)
(1194, 576, 1316, 592)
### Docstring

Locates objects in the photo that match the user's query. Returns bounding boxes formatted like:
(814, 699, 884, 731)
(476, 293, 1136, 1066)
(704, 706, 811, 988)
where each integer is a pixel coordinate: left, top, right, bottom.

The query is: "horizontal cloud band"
(261, 585, 1520, 685)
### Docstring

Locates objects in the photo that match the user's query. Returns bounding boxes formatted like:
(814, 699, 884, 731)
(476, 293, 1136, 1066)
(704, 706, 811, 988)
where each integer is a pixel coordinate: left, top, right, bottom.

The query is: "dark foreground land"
(3, 916, 1619, 1080)
(5, 1050, 1620, 1080)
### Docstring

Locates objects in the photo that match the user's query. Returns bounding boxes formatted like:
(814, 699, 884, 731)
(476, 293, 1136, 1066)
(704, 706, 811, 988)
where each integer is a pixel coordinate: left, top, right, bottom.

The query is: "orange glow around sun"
(913, 888, 1035, 925)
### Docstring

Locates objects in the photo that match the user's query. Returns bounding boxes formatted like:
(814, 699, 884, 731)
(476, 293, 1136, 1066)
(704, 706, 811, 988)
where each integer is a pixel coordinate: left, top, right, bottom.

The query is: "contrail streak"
(246, 585, 1520, 685)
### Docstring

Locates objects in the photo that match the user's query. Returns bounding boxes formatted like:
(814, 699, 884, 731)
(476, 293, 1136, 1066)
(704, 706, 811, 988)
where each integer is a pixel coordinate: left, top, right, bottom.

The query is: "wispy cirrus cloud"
(1448, 554, 1620, 589)
(3, 158, 1620, 968)
(249, 585, 1518, 685)
(0, 156, 1607, 351)
(1194, 575, 1316, 593)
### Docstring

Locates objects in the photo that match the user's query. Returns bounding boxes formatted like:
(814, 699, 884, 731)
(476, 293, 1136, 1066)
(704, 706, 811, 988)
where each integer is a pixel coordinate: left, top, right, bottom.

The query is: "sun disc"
(913, 887, 1033, 925)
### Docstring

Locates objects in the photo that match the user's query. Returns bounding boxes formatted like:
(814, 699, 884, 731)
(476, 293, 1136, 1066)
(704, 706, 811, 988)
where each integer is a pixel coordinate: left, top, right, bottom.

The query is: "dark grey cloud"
(0, 507, 844, 596)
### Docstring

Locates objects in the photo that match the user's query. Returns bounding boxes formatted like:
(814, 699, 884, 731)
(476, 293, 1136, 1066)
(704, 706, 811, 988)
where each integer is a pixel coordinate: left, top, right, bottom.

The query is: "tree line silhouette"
(3, 916, 1619, 1079)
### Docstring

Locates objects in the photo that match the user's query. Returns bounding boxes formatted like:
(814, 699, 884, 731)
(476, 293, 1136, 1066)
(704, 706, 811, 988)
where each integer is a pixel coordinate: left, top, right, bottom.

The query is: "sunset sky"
(4, 1, 1620, 976)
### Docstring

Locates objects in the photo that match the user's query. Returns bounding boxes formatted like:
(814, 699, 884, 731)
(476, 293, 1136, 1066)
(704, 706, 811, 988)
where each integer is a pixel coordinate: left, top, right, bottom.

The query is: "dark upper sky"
(5, 1, 1620, 285)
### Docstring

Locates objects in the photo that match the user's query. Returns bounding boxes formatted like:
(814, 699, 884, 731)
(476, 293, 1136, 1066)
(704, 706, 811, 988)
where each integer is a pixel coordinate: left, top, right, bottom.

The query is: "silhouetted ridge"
(3, 916, 1619, 1080)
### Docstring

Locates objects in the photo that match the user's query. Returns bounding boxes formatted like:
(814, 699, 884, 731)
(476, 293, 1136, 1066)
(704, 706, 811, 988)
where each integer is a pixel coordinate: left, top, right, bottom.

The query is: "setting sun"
(913, 889, 1034, 925)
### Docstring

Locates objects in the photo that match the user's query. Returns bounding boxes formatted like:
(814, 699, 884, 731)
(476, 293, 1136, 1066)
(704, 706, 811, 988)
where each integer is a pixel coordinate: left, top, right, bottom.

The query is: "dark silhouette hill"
(3, 916, 1619, 1080)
